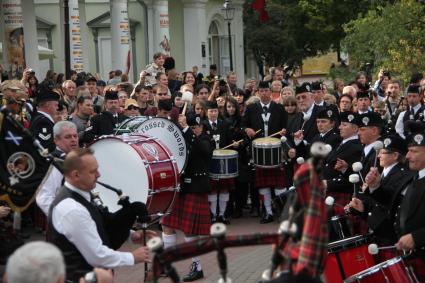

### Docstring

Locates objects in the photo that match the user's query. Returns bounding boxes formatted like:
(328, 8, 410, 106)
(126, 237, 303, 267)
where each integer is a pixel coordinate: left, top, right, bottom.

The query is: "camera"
(219, 79, 226, 86)
(382, 70, 390, 77)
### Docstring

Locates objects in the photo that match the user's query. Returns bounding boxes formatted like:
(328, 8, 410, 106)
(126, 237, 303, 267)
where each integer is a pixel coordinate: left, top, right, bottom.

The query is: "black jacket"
(82, 111, 127, 143)
(203, 118, 231, 148)
(29, 112, 55, 152)
(180, 130, 213, 194)
(289, 104, 324, 143)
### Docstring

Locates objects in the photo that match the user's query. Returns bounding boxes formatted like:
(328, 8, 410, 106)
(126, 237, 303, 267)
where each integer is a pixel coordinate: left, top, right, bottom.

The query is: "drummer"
(242, 81, 287, 224)
(346, 135, 414, 262)
(203, 100, 233, 224)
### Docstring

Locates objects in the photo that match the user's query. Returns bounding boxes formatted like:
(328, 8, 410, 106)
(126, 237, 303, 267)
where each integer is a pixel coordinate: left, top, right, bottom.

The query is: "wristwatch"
(84, 271, 97, 283)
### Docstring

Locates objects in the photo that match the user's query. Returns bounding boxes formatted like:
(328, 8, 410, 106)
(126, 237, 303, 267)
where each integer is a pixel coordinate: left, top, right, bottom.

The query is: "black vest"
(48, 186, 110, 282)
(403, 105, 425, 128)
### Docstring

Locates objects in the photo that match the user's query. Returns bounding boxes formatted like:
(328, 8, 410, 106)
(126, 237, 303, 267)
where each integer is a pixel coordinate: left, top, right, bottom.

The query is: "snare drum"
(323, 235, 375, 283)
(329, 214, 352, 242)
(90, 134, 179, 222)
(345, 257, 418, 283)
(252, 137, 281, 168)
(210, 149, 238, 179)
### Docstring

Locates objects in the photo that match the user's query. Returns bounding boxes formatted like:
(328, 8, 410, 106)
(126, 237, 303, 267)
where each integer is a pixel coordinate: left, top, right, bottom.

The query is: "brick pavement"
(115, 216, 279, 283)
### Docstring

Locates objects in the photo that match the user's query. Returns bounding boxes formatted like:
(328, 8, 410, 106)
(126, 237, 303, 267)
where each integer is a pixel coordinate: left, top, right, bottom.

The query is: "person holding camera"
(395, 85, 425, 139)
(372, 69, 391, 99)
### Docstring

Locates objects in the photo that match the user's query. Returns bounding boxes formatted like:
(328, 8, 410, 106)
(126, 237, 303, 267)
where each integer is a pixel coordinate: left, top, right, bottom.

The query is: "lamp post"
(222, 0, 235, 71)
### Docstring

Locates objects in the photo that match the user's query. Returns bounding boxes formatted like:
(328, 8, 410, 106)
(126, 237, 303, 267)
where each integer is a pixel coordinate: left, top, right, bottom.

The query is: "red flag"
(251, 0, 269, 22)
(125, 50, 131, 75)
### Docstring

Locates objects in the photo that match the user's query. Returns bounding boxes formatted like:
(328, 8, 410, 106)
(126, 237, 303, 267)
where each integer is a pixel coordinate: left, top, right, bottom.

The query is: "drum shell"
(323, 235, 375, 283)
(209, 149, 239, 179)
(252, 138, 281, 168)
(344, 257, 418, 283)
(329, 214, 352, 242)
(90, 134, 179, 221)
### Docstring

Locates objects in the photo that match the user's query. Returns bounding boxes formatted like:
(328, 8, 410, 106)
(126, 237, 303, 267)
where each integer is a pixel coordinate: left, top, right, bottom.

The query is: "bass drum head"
(90, 137, 149, 213)
(115, 116, 148, 135)
(134, 117, 187, 173)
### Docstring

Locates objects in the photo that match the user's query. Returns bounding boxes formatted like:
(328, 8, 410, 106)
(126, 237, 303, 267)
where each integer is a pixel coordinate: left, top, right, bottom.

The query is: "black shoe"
(260, 214, 274, 224)
(218, 215, 230, 225)
(211, 215, 217, 223)
(183, 262, 204, 282)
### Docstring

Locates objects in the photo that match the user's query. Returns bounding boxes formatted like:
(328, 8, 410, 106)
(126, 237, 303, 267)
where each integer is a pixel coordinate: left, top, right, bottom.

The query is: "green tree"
(342, 0, 425, 83)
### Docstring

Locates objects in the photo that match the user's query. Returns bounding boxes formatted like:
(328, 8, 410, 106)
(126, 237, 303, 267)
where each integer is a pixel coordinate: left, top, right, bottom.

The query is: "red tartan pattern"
(406, 257, 425, 282)
(326, 191, 351, 216)
(255, 165, 288, 188)
(34, 205, 47, 231)
(291, 161, 328, 278)
(210, 178, 235, 191)
(160, 192, 211, 235)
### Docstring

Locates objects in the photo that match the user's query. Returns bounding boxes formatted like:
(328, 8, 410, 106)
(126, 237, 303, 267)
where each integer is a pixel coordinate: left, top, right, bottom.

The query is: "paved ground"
(115, 216, 280, 283)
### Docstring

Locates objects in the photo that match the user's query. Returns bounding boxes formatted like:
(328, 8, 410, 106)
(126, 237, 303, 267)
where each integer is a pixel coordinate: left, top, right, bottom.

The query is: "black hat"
(258, 81, 271, 89)
(104, 90, 119, 100)
(37, 88, 60, 103)
(158, 99, 173, 111)
(96, 80, 106, 87)
(317, 108, 338, 121)
(407, 85, 420, 95)
(382, 135, 407, 154)
(407, 132, 425, 147)
(188, 114, 203, 127)
(405, 120, 425, 136)
(311, 81, 323, 91)
(356, 112, 383, 128)
(210, 64, 217, 70)
(295, 82, 312, 95)
(357, 90, 371, 100)
(86, 75, 97, 82)
(340, 111, 358, 124)
(205, 100, 218, 110)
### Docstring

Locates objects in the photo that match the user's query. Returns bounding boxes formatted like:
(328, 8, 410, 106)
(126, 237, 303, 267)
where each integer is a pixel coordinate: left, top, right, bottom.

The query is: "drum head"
(134, 117, 187, 173)
(253, 137, 281, 147)
(115, 116, 148, 135)
(90, 137, 149, 213)
(213, 149, 238, 157)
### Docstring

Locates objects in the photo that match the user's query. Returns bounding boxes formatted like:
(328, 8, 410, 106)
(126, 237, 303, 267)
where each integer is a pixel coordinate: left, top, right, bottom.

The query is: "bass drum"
(90, 134, 179, 222)
(133, 117, 187, 174)
(114, 116, 149, 135)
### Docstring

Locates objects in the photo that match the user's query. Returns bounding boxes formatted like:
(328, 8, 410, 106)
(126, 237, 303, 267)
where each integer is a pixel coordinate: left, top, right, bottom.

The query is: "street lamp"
(222, 0, 235, 71)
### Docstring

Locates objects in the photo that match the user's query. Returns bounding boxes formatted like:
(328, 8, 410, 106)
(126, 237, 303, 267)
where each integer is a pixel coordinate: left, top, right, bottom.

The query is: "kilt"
(160, 192, 211, 235)
(255, 165, 288, 189)
(406, 257, 425, 282)
(326, 191, 351, 216)
(210, 178, 235, 192)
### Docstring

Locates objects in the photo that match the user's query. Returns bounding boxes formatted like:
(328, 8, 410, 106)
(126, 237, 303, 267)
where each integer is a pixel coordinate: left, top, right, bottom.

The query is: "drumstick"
(221, 129, 261, 149)
(265, 130, 284, 138)
(182, 102, 188, 116)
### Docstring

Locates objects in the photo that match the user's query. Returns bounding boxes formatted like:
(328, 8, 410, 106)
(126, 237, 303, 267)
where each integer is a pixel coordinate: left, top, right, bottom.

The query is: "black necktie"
(263, 106, 268, 113)
(212, 122, 217, 130)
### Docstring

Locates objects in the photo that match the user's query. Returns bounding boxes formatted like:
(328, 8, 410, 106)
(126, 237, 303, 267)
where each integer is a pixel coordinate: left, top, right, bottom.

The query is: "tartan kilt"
(406, 257, 425, 282)
(34, 205, 47, 231)
(160, 192, 211, 235)
(255, 165, 288, 189)
(326, 191, 351, 216)
(210, 178, 235, 192)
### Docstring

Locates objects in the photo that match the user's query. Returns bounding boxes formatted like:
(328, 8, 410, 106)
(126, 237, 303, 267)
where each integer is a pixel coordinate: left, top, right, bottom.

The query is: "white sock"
(162, 232, 177, 249)
(259, 188, 273, 215)
(218, 192, 229, 216)
(185, 236, 202, 271)
(208, 193, 218, 216)
(275, 187, 286, 196)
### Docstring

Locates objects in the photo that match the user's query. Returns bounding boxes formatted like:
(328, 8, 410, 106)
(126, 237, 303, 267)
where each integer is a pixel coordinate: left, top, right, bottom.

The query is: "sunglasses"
(126, 106, 139, 110)
(157, 93, 168, 96)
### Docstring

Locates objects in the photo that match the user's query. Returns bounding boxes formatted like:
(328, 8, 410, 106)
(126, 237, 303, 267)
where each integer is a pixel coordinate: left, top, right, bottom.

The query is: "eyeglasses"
(126, 106, 139, 110)
(157, 93, 168, 96)
(284, 104, 296, 107)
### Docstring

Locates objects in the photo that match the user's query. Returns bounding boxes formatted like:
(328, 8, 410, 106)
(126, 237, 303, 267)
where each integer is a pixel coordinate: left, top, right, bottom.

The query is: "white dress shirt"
(418, 168, 425, 180)
(52, 181, 134, 268)
(36, 165, 63, 215)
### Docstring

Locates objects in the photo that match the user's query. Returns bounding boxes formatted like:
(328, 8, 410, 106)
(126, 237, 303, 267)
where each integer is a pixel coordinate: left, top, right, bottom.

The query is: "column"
(1, 0, 25, 79)
(153, 0, 170, 55)
(110, 0, 131, 74)
(78, 0, 90, 72)
(182, 0, 208, 73)
(68, 0, 84, 72)
(232, 0, 245, 87)
(22, 0, 40, 76)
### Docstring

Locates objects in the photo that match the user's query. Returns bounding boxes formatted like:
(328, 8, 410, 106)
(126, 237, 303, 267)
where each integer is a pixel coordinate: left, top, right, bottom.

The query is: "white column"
(68, 0, 84, 72)
(182, 0, 208, 74)
(232, 0, 245, 87)
(22, 0, 39, 76)
(152, 0, 170, 55)
(1, 0, 25, 79)
(110, 0, 131, 73)
(143, 0, 155, 62)
(78, 0, 90, 72)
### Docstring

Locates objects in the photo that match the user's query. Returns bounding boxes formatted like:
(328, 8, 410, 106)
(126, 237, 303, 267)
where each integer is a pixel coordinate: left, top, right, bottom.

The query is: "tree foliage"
(342, 0, 425, 83)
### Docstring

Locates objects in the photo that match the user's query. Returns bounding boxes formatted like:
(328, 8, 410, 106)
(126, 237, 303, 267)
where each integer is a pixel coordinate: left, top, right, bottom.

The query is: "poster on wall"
(157, 5, 170, 54)
(2, 0, 25, 79)
(69, 0, 84, 72)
